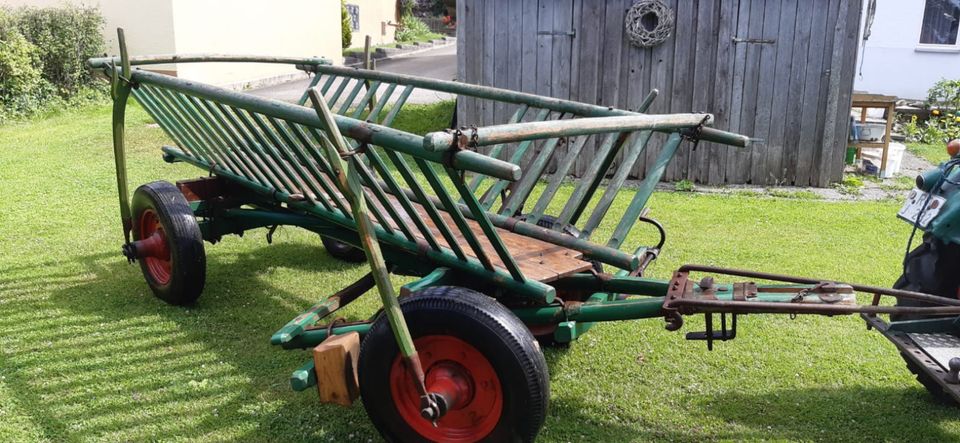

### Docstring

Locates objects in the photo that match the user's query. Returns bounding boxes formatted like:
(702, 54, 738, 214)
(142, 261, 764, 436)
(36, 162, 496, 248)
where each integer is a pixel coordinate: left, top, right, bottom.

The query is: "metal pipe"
(582, 130, 654, 238)
(416, 158, 497, 273)
(670, 299, 960, 316)
(365, 147, 443, 251)
(512, 297, 666, 324)
(557, 132, 630, 227)
(129, 69, 521, 182)
(525, 134, 591, 225)
(422, 114, 714, 151)
(478, 109, 553, 210)
(305, 65, 750, 147)
(88, 54, 330, 69)
(608, 133, 685, 249)
(676, 264, 960, 307)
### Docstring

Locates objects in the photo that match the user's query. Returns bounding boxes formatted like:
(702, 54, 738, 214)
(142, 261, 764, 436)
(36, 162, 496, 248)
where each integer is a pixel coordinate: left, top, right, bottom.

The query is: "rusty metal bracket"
(732, 37, 776, 44)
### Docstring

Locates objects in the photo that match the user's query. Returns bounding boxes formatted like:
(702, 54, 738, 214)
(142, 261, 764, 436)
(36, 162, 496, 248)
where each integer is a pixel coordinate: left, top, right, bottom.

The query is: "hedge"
(0, 5, 105, 122)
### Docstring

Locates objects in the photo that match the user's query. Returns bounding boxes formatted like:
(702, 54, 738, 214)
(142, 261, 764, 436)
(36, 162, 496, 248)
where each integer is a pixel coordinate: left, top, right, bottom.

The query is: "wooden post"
(364, 35, 375, 112)
(312, 332, 360, 406)
(880, 102, 894, 177)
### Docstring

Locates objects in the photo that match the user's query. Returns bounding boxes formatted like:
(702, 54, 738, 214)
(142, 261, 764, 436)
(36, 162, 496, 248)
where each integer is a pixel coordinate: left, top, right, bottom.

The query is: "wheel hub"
(129, 209, 172, 285)
(390, 335, 502, 442)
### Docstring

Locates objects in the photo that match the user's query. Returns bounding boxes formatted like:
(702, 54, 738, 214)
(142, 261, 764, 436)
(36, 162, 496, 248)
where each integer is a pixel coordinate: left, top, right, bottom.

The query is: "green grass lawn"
(2, 103, 959, 442)
(907, 142, 950, 165)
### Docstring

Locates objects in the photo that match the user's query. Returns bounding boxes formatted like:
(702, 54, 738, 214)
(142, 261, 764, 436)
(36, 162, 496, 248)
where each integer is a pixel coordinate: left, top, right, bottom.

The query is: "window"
(346, 4, 360, 32)
(920, 0, 960, 46)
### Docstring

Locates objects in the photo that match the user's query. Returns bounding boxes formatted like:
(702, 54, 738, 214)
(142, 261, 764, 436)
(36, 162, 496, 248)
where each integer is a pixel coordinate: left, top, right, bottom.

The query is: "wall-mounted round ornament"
(625, 0, 675, 48)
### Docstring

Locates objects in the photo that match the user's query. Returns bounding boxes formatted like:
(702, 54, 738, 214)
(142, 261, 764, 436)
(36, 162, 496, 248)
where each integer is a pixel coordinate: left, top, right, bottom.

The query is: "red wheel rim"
(389, 335, 503, 442)
(138, 209, 172, 285)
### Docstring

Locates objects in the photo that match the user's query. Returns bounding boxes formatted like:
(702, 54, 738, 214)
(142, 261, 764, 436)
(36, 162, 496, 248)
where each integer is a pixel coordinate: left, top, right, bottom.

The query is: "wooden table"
(850, 93, 897, 176)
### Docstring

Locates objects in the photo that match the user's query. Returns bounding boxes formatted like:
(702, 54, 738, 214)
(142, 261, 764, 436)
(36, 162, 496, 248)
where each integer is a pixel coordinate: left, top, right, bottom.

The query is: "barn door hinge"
(538, 30, 576, 37)
(732, 37, 776, 44)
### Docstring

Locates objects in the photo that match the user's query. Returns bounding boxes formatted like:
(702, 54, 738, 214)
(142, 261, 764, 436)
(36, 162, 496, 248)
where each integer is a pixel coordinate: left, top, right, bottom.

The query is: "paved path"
(250, 44, 457, 105)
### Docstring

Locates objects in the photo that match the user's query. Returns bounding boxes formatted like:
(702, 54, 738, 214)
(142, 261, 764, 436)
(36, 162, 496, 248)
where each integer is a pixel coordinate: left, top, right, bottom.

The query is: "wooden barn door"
(458, 0, 861, 187)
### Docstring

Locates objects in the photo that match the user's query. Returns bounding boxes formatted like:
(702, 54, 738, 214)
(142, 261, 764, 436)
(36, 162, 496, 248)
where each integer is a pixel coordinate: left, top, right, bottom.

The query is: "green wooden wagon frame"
(90, 31, 960, 442)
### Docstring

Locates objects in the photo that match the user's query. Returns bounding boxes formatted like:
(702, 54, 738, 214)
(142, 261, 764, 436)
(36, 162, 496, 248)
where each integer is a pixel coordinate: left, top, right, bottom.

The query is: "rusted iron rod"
(422, 114, 714, 151)
(677, 264, 960, 307)
(669, 299, 960, 316)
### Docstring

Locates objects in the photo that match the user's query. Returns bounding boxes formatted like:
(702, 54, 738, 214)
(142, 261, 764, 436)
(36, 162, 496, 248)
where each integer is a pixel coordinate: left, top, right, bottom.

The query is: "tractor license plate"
(898, 190, 946, 228)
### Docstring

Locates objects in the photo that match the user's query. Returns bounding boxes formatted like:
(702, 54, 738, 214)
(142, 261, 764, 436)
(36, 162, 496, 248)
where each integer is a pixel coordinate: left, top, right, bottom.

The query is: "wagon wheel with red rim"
(358, 286, 549, 442)
(126, 181, 206, 305)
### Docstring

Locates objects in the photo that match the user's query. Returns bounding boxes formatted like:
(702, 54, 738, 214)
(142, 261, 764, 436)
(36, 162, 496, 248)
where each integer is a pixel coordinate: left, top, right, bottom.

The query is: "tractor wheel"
(320, 236, 366, 263)
(893, 235, 960, 405)
(893, 235, 960, 320)
(358, 286, 549, 443)
(129, 181, 206, 305)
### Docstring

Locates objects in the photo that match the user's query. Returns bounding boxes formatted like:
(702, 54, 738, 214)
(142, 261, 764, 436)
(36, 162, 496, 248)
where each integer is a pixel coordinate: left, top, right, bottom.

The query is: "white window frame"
(915, 0, 960, 53)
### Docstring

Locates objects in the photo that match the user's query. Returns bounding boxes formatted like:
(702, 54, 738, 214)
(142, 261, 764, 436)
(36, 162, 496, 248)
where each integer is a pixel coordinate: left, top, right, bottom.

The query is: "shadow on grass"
(5, 243, 953, 441)
(699, 386, 958, 441)
(0, 243, 376, 441)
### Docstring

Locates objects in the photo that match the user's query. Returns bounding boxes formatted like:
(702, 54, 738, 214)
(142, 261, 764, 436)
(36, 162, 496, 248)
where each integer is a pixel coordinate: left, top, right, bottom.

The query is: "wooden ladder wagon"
(90, 31, 960, 443)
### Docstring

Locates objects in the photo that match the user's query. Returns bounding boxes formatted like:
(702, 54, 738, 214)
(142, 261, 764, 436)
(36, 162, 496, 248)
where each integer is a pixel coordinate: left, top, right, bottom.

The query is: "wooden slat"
(811, 0, 843, 187)
(820, 0, 861, 186)
(795, 0, 831, 186)
(708, 0, 740, 185)
(483, 0, 496, 126)
(535, 0, 555, 100)
(669, 0, 696, 181)
(764, 0, 800, 186)
(725, 0, 753, 183)
(645, 0, 676, 181)
(572, 0, 603, 175)
(690, 0, 720, 183)
(783, 0, 815, 185)
(750, 0, 782, 185)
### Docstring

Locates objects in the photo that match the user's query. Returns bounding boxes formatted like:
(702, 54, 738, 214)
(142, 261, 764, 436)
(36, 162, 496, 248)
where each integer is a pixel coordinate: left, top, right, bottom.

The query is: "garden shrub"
(341, 1, 352, 50)
(0, 9, 44, 121)
(395, 14, 433, 42)
(0, 5, 106, 123)
(899, 78, 960, 144)
(14, 4, 104, 96)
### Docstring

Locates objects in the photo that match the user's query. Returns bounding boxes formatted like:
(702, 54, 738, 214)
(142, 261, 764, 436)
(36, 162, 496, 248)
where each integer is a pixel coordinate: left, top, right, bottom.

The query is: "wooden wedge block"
(312, 331, 360, 406)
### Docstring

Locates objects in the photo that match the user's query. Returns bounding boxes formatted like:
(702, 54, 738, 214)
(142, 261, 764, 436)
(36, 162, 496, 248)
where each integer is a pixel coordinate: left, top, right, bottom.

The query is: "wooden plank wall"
(456, 0, 862, 186)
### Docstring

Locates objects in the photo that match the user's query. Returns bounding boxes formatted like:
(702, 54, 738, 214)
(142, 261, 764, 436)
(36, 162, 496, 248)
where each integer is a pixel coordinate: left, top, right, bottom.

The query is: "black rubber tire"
(892, 235, 960, 405)
(893, 235, 960, 319)
(358, 286, 549, 443)
(131, 181, 206, 305)
(320, 236, 366, 263)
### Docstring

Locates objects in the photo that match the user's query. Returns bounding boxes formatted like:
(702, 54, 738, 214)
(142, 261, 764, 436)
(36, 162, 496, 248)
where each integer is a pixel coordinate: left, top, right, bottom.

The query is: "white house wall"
(5, 0, 177, 73)
(170, 0, 343, 88)
(6, 0, 343, 87)
(346, 0, 397, 48)
(855, 0, 960, 100)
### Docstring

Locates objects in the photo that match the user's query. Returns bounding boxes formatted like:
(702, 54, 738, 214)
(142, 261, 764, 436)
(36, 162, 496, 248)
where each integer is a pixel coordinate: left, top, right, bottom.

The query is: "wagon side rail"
(299, 64, 752, 255)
